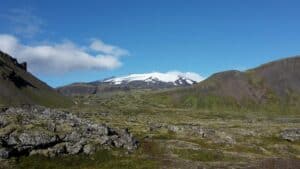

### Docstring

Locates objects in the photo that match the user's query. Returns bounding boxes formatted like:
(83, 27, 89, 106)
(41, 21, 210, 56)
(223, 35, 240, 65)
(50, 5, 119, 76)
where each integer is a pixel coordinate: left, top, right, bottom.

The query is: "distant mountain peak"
(103, 72, 204, 85)
(58, 71, 204, 95)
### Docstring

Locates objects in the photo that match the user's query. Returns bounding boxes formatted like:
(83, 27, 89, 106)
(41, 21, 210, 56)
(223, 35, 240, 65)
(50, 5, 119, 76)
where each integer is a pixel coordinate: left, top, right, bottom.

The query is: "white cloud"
(0, 34, 128, 74)
(2, 8, 43, 38)
(90, 39, 129, 56)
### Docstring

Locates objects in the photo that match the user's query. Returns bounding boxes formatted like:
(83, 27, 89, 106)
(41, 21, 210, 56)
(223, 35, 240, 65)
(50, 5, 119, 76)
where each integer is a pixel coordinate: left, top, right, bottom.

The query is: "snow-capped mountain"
(104, 72, 204, 85)
(58, 72, 204, 95)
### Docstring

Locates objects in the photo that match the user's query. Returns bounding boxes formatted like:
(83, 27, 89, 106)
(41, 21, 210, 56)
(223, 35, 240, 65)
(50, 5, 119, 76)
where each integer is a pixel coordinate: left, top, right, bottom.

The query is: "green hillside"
(148, 56, 300, 113)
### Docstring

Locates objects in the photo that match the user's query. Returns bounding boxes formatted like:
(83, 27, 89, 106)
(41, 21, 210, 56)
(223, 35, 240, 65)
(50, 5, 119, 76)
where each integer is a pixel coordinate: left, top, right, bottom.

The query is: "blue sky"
(0, 0, 300, 87)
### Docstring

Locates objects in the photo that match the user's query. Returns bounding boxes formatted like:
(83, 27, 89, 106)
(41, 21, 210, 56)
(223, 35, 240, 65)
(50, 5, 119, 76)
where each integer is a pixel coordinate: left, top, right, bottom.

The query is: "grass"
(173, 148, 232, 162)
(15, 149, 158, 169)
(152, 130, 177, 140)
(226, 144, 264, 155)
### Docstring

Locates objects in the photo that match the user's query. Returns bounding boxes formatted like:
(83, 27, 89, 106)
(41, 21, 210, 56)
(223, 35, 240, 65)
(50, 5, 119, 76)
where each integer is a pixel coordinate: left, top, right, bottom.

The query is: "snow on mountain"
(104, 71, 204, 85)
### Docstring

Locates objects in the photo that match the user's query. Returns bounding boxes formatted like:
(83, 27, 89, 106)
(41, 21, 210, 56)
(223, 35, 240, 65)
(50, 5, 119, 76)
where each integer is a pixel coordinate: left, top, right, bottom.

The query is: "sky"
(0, 0, 300, 87)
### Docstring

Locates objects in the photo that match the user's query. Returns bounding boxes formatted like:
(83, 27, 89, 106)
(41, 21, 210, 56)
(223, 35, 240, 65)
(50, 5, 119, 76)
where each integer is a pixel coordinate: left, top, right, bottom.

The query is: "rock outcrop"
(0, 51, 72, 107)
(0, 106, 138, 159)
(149, 123, 236, 145)
(280, 129, 300, 142)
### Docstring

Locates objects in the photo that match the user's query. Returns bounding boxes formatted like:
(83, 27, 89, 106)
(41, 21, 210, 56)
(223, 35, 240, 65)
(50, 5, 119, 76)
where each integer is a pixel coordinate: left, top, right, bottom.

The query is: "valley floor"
(2, 91, 300, 169)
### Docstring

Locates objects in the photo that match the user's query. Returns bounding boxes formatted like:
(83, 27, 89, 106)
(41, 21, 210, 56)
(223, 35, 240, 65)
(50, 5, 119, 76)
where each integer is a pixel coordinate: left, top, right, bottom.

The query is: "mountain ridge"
(0, 51, 72, 107)
(148, 56, 300, 113)
(58, 72, 203, 95)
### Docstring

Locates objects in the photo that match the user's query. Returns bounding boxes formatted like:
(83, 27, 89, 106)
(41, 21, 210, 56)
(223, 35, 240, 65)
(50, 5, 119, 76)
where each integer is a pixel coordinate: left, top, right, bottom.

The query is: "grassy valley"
(15, 91, 298, 169)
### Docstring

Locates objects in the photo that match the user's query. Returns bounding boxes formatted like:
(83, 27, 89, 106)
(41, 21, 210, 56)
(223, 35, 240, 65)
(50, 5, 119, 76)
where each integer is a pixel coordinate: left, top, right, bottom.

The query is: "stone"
(83, 144, 96, 155)
(167, 125, 180, 132)
(0, 148, 11, 159)
(29, 149, 49, 157)
(149, 123, 162, 132)
(112, 137, 122, 148)
(280, 129, 300, 142)
(64, 131, 81, 143)
(18, 132, 59, 147)
(7, 134, 19, 146)
(0, 106, 138, 159)
(0, 117, 8, 128)
(47, 122, 56, 132)
(19, 62, 27, 71)
(47, 143, 67, 157)
(116, 129, 138, 150)
(97, 135, 110, 145)
(66, 142, 83, 155)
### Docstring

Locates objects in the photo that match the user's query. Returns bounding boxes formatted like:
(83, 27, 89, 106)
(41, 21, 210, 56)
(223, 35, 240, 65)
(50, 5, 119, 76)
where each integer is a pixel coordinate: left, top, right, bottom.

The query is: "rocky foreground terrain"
(0, 106, 138, 159)
(0, 93, 299, 169)
(63, 92, 300, 169)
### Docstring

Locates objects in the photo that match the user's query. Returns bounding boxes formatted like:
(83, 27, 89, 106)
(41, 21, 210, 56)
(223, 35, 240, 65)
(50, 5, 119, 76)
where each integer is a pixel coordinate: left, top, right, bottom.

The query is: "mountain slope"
(249, 56, 300, 97)
(0, 51, 72, 107)
(58, 72, 203, 95)
(150, 56, 300, 113)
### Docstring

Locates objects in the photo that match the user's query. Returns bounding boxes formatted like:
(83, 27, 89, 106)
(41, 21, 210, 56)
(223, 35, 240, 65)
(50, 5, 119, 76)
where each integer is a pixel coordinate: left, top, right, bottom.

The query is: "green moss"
(138, 139, 166, 157)
(21, 88, 73, 108)
(15, 149, 158, 169)
(152, 130, 177, 140)
(173, 148, 233, 162)
(246, 70, 264, 88)
(227, 145, 264, 155)
(260, 135, 287, 145)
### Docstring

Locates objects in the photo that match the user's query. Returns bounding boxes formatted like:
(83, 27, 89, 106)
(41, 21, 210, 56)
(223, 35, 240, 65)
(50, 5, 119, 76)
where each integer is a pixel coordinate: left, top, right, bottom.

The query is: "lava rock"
(83, 144, 96, 155)
(0, 148, 11, 159)
(66, 142, 83, 155)
(0, 106, 138, 159)
(280, 129, 300, 142)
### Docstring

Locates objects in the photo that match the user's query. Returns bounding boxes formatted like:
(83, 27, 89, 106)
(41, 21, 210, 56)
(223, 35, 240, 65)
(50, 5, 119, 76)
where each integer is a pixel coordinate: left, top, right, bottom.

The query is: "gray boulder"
(64, 131, 82, 143)
(0, 117, 8, 128)
(18, 132, 60, 147)
(6, 134, 19, 146)
(66, 142, 83, 155)
(83, 144, 96, 155)
(280, 129, 300, 142)
(47, 143, 67, 157)
(0, 148, 11, 159)
(112, 129, 138, 150)
(0, 106, 138, 159)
